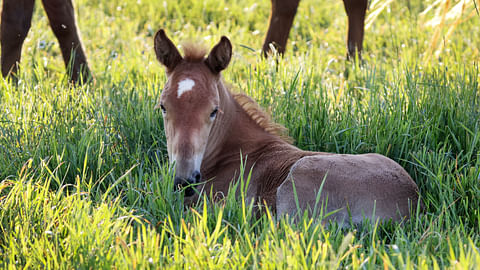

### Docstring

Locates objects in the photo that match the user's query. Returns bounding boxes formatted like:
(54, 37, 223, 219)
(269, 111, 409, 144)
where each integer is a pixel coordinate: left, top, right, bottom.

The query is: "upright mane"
(181, 41, 207, 62)
(232, 93, 293, 143)
(181, 41, 292, 143)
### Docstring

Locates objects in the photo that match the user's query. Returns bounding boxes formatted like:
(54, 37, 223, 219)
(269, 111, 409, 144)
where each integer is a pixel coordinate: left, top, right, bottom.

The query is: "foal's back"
(276, 153, 420, 224)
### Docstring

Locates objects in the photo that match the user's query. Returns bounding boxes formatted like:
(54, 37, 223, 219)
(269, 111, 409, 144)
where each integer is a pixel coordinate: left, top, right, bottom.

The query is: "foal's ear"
(205, 36, 232, 74)
(154, 29, 182, 71)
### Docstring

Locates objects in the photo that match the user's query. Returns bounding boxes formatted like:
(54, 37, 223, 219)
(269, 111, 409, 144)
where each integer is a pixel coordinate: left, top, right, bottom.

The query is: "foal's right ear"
(154, 29, 182, 71)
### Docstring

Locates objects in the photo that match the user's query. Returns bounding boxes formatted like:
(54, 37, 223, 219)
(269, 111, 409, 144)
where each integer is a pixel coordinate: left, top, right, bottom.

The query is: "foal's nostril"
(192, 171, 202, 183)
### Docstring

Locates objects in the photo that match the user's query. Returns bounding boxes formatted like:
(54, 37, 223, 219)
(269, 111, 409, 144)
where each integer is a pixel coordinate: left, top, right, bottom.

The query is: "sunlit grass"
(1, 0, 479, 268)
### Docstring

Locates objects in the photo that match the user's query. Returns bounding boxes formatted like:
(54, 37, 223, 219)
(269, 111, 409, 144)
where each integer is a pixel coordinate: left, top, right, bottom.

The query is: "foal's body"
(154, 30, 420, 224)
(198, 83, 418, 223)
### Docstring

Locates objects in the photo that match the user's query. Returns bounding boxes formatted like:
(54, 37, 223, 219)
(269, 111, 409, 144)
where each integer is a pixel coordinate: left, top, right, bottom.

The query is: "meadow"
(0, 0, 479, 268)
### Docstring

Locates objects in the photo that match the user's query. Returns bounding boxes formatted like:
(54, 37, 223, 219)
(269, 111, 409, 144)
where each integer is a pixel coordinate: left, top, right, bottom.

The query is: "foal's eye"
(160, 104, 166, 114)
(210, 107, 219, 119)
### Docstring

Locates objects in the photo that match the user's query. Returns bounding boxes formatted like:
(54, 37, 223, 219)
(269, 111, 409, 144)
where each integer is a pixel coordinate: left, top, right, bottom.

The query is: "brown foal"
(154, 30, 421, 225)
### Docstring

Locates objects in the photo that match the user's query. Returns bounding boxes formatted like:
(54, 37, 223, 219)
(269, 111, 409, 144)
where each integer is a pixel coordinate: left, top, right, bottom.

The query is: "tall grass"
(1, 0, 479, 268)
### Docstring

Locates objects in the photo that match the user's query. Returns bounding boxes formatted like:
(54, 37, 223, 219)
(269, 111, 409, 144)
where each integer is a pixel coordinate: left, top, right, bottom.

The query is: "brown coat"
(154, 30, 421, 225)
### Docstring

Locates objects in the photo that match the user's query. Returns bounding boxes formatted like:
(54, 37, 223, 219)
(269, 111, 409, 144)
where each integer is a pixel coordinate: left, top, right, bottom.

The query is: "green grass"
(1, 0, 479, 268)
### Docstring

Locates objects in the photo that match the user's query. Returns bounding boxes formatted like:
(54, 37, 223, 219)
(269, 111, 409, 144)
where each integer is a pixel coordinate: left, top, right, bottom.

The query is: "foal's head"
(154, 29, 232, 196)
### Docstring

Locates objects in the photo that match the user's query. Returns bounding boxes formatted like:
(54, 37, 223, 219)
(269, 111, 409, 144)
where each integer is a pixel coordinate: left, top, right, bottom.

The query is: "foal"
(154, 30, 420, 224)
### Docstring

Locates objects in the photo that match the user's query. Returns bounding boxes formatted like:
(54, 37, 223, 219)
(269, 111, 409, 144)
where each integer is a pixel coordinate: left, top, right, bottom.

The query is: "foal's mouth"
(174, 180, 198, 197)
(183, 186, 195, 197)
(174, 171, 202, 197)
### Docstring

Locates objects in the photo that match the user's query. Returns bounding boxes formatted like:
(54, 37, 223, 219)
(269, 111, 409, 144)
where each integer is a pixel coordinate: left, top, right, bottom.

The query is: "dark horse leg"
(1, 0, 35, 78)
(343, 0, 368, 59)
(262, 0, 300, 56)
(41, 0, 90, 82)
(262, 0, 368, 60)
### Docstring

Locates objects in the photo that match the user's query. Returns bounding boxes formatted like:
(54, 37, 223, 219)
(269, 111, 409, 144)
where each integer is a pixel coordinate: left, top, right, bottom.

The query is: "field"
(1, 0, 479, 268)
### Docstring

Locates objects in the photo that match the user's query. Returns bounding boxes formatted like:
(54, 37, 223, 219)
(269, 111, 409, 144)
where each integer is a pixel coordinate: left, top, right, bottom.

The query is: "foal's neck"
(203, 80, 297, 169)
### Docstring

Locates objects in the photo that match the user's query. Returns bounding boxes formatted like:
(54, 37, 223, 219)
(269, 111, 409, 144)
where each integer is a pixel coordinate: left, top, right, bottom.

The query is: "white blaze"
(177, 78, 195, 98)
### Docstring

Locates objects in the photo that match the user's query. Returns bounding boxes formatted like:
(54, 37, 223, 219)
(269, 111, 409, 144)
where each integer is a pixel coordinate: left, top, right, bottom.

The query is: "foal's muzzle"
(174, 170, 202, 197)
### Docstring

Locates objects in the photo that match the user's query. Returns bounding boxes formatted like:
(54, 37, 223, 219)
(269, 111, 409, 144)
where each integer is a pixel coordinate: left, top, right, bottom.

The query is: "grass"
(1, 0, 479, 268)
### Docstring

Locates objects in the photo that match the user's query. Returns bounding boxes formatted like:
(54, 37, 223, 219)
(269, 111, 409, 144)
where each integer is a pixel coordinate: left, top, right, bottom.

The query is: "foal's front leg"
(1, 0, 35, 78)
(41, 0, 90, 83)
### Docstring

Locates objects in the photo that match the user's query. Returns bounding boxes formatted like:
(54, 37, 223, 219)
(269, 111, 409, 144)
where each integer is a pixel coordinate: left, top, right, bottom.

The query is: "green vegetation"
(1, 0, 479, 268)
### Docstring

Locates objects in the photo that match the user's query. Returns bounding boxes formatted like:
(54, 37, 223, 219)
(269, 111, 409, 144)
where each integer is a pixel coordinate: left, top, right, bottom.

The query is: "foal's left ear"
(154, 29, 183, 71)
(205, 36, 232, 74)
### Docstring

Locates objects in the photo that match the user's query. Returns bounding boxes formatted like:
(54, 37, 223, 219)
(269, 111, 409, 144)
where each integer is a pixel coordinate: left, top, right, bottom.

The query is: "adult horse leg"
(41, 0, 90, 83)
(1, 0, 35, 78)
(342, 0, 368, 60)
(262, 0, 300, 56)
